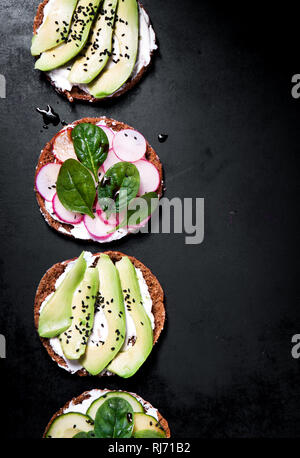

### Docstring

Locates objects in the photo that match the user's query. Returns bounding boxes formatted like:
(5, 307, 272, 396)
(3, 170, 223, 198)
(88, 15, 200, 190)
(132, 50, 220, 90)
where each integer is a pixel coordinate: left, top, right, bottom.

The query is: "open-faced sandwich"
(44, 389, 170, 438)
(31, 0, 157, 102)
(34, 117, 163, 243)
(34, 251, 165, 377)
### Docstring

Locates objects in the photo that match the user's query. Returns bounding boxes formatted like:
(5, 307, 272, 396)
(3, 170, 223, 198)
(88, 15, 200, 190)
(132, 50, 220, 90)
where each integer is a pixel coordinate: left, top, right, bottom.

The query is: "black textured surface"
(0, 0, 299, 439)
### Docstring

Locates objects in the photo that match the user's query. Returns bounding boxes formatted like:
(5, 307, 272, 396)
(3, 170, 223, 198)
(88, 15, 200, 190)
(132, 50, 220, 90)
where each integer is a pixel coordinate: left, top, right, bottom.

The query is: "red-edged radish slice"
(52, 128, 77, 162)
(83, 213, 115, 240)
(96, 201, 119, 227)
(128, 215, 151, 230)
(102, 150, 121, 172)
(35, 163, 61, 202)
(134, 160, 160, 196)
(52, 193, 83, 225)
(113, 129, 146, 162)
(96, 123, 115, 150)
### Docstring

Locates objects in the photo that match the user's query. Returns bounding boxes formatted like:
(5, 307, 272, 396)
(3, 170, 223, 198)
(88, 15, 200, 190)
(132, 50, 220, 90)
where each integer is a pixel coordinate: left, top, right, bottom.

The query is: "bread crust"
(35, 116, 163, 242)
(33, 0, 156, 102)
(34, 250, 165, 376)
(43, 389, 171, 438)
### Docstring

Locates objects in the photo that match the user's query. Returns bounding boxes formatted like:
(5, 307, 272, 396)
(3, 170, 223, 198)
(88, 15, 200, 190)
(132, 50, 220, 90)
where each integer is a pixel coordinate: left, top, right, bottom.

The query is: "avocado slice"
(68, 0, 118, 84)
(46, 412, 93, 438)
(35, 0, 101, 71)
(88, 0, 138, 98)
(80, 254, 126, 375)
(31, 0, 78, 56)
(59, 267, 99, 360)
(87, 391, 143, 419)
(107, 256, 153, 378)
(133, 413, 166, 438)
(38, 252, 86, 338)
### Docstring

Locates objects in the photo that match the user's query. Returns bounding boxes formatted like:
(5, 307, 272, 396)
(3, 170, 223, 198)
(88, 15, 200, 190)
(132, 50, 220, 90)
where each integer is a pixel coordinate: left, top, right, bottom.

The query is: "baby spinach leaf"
(94, 397, 134, 438)
(98, 162, 140, 213)
(133, 430, 166, 438)
(73, 430, 96, 439)
(71, 123, 109, 179)
(56, 159, 96, 219)
(117, 192, 159, 230)
(73, 431, 89, 438)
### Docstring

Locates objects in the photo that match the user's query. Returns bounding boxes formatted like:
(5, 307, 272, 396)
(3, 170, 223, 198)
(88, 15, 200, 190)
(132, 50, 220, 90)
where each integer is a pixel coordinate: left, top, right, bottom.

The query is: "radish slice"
(35, 163, 61, 202)
(134, 160, 160, 196)
(52, 128, 77, 162)
(102, 150, 121, 172)
(113, 129, 146, 162)
(83, 213, 115, 240)
(52, 193, 83, 225)
(96, 201, 119, 227)
(96, 123, 115, 150)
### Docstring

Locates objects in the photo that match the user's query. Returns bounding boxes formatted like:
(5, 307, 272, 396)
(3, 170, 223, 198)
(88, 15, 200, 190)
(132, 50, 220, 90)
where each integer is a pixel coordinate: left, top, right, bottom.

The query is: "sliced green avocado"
(87, 391, 143, 419)
(133, 413, 166, 438)
(107, 256, 153, 378)
(45, 412, 93, 438)
(69, 0, 118, 84)
(60, 267, 99, 360)
(88, 0, 138, 98)
(38, 252, 86, 338)
(31, 0, 78, 56)
(35, 0, 101, 71)
(80, 254, 126, 375)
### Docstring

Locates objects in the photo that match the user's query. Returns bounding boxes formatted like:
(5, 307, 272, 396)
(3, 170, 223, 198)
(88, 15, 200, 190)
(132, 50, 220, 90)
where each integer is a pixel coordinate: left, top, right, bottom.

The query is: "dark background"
(0, 0, 299, 439)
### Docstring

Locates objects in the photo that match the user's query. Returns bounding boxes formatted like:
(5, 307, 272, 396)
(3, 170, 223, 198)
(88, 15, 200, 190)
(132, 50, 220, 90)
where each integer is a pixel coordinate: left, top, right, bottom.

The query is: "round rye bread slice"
(33, 0, 156, 102)
(34, 116, 163, 242)
(34, 250, 166, 376)
(43, 389, 171, 438)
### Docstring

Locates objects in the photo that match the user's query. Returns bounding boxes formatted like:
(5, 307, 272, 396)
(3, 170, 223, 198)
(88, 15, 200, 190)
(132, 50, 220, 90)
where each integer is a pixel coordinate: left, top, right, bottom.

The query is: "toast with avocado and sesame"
(43, 389, 170, 438)
(34, 116, 163, 244)
(34, 250, 165, 377)
(32, 0, 157, 102)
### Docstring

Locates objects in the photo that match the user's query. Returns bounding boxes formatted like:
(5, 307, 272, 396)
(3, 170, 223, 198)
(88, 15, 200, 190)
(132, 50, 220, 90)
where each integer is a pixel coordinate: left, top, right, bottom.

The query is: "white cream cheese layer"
(63, 388, 158, 419)
(46, 3, 157, 95)
(39, 251, 154, 374)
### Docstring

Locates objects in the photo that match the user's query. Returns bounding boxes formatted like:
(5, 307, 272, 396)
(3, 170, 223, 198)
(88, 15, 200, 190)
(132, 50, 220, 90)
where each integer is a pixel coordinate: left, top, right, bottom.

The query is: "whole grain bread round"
(33, 0, 156, 102)
(43, 389, 171, 438)
(35, 116, 163, 242)
(34, 250, 165, 376)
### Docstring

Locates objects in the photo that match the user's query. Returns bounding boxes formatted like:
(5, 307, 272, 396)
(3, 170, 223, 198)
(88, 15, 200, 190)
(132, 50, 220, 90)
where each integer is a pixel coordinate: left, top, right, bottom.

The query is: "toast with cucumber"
(34, 116, 163, 243)
(32, 0, 157, 102)
(34, 250, 165, 377)
(43, 389, 170, 438)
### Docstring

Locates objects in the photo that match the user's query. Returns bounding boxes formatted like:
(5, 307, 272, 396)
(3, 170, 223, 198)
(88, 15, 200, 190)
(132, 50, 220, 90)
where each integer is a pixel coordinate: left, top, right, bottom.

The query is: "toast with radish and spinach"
(34, 250, 165, 377)
(43, 389, 170, 438)
(31, 0, 157, 102)
(34, 117, 163, 243)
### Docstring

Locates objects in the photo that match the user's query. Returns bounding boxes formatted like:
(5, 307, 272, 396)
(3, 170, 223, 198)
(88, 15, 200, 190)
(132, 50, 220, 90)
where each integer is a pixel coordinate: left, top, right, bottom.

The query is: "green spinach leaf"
(98, 162, 140, 213)
(71, 123, 109, 179)
(56, 159, 96, 219)
(73, 431, 89, 438)
(94, 397, 134, 438)
(116, 192, 159, 230)
(133, 430, 166, 438)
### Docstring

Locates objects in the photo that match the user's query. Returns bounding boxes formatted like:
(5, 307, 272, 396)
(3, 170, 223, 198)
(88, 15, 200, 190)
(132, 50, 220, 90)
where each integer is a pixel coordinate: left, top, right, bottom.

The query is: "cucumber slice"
(46, 412, 93, 438)
(87, 391, 143, 419)
(133, 413, 166, 438)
